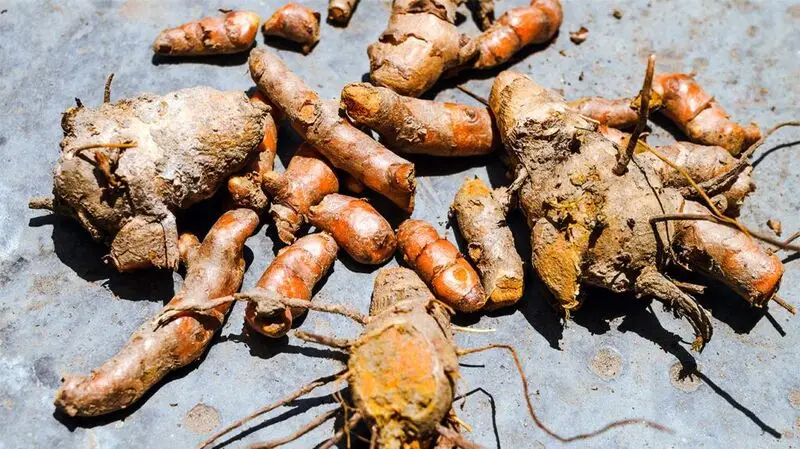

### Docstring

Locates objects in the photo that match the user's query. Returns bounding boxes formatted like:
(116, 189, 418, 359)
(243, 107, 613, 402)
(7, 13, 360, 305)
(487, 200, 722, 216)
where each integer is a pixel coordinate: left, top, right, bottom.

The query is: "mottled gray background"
(1, 0, 799, 448)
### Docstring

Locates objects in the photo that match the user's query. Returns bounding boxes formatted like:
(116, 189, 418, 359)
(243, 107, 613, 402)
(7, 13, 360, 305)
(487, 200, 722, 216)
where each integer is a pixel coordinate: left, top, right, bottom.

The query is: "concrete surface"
(1, 0, 799, 448)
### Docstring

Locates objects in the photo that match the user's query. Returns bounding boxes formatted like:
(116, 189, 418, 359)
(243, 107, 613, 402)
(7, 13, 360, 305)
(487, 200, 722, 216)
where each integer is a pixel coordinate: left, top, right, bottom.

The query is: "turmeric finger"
(473, 0, 563, 70)
(262, 3, 321, 54)
(673, 201, 783, 308)
(249, 48, 416, 212)
(227, 91, 280, 213)
(153, 10, 260, 56)
(367, 0, 478, 97)
(307, 194, 397, 265)
(652, 73, 761, 155)
(328, 0, 359, 25)
(452, 178, 524, 310)
(397, 219, 486, 312)
(341, 83, 496, 157)
(262, 143, 340, 244)
(54, 209, 259, 417)
(570, 97, 641, 129)
(246, 233, 338, 338)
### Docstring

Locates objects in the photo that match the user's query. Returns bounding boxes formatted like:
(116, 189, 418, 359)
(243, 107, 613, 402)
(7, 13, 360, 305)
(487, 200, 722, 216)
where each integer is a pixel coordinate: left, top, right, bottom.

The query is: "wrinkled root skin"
(639, 141, 755, 217)
(370, 268, 436, 316)
(341, 83, 497, 157)
(652, 73, 761, 155)
(452, 178, 524, 310)
(54, 209, 259, 417)
(152, 10, 260, 56)
(368, 0, 477, 97)
(397, 219, 487, 312)
(351, 275, 458, 449)
(569, 96, 641, 129)
(249, 48, 416, 212)
(599, 127, 755, 217)
(53, 87, 267, 272)
(328, 0, 359, 25)
(489, 71, 721, 345)
(673, 202, 783, 307)
(308, 194, 397, 265)
(473, 0, 562, 70)
(262, 3, 321, 54)
(262, 144, 339, 244)
(245, 233, 338, 338)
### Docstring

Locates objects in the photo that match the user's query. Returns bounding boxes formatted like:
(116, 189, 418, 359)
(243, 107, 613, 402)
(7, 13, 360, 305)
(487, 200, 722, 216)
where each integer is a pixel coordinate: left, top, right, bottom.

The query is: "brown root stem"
(457, 344, 672, 441)
(29, 196, 55, 211)
(245, 407, 341, 449)
(198, 370, 347, 449)
(103, 73, 114, 103)
(294, 330, 354, 349)
(614, 54, 655, 175)
(435, 423, 486, 449)
(318, 412, 362, 449)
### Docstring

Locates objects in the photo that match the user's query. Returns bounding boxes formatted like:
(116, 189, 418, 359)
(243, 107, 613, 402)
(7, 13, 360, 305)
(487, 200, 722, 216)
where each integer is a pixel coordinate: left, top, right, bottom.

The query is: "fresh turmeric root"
(37, 86, 268, 272)
(652, 73, 761, 155)
(397, 219, 486, 312)
(262, 3, 321, 54)
(473, 0, 563, 69)
(249, 48, 416, 212)
(490, 70, 788, 350)
(327, 0, 359, 25)
(262, 143, 340, 244)
(452, 177, 524, 310)
(308, 194, 397, 265)
(227, 91, 280, 214)
(367, 0, 477, 97)
(246, 232, 338, 338)
(54, 209, 259, 417)
(152, 10, 260, 56)
(341, 83, 496, 157)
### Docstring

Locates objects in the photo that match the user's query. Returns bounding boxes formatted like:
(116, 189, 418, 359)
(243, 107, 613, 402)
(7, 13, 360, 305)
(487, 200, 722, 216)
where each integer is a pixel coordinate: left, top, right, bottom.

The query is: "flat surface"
(1, 0, 799, 448)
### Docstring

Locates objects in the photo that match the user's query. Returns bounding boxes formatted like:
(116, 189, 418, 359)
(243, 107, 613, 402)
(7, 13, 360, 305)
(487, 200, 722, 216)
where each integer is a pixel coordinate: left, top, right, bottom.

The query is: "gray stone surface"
(1, 0, 798, 448)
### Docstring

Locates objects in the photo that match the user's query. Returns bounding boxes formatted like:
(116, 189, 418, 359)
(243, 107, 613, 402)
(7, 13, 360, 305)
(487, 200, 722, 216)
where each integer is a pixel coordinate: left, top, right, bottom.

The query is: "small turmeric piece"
(367, 0, 477, 97)
(308, 194, 397, 265)
(652, 73, 761, 155)
(452, 178, 524, 310)
(262, 3, 321, 54)
(341, 83, 496, 157)
(245, 232, 338, 338)
(54, 209, 259, 416)
(328, 0, 359, 25)
(227, 91, 280, 213)
(673, 202, 783, 307)
(249, 48, 416, 212)
(153, 10, 260, 56)
(473, 0, 563, 70)
(397, 219, 486, 312)
(262, 143, 340, 244)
